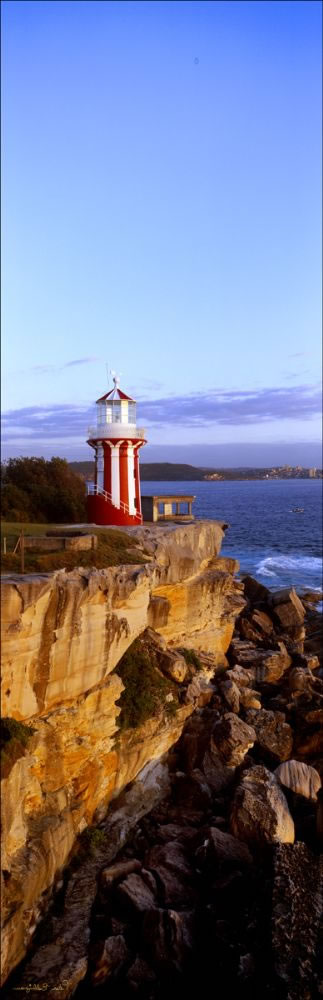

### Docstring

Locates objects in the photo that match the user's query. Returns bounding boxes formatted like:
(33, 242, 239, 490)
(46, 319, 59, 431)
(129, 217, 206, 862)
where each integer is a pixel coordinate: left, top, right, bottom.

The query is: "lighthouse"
(86, 375, 146, 526)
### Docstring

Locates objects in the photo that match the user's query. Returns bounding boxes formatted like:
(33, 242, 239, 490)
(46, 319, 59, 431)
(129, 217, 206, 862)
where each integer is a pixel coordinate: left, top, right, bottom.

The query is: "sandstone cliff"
(1, 521, 245, 986)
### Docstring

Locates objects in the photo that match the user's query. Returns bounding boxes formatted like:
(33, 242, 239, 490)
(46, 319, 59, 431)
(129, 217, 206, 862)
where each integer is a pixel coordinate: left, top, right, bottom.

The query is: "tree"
(1, 457, 87, 523)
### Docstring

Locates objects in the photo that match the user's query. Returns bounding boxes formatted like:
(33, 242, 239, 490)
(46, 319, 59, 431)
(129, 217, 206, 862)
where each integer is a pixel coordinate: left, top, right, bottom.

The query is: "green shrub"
(116, 639, 179, 731)
(1, 718, 36, 778)
(179, 647, 202, 671)
(78, 826, 106, 856)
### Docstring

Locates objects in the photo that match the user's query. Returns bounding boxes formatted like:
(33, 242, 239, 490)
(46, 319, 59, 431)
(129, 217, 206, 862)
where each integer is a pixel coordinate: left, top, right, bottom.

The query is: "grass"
(0, 522, 146, 573)
(1, 717, 37, 779)
(179, 647, 203, 671)
(116, 638, 179, 732)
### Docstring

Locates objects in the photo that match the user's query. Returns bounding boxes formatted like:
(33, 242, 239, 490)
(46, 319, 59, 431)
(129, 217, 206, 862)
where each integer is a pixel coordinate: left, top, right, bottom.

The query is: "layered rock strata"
(2, 577, 323, 999)
(1, 521, 244, 986)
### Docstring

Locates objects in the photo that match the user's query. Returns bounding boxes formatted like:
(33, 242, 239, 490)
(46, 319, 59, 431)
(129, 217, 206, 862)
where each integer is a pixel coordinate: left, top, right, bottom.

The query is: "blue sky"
(2, 0, 322, 465)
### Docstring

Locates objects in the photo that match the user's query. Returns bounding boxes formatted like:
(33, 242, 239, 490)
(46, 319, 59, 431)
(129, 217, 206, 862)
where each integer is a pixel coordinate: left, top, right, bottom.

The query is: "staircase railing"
(87, 483, 142, 521)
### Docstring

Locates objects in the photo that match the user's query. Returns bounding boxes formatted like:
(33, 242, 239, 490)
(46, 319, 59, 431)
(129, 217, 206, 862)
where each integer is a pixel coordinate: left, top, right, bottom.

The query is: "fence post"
(21, 530, 25, 574)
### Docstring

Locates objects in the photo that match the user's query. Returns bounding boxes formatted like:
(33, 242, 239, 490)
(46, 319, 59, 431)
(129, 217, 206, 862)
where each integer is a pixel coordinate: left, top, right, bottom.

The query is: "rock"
(230, 765, 295, 845)
(144, 842, 195, 907)
(202, 749, 236, 794)
(226, 665, 256, 689)
(316, 788, 323, 845)
(195, 827, 253, 870)
(293, 652, 320, 671)
(141, 908, 193, 974)
(115, 872, 157, 914)
(184, 675, 214, 707)
(270, 588, 305, 629)
(172, 770, 212, 810)
(239, 609, 274, 643)
(210, 713, 256, 767)
(272, 843, 322, 999)
(126, 956, 157, 990)
(255, 643, 292, 684)
(155, 824, 198, 846)
(212, 556, 240, 574)
(91, 934, 129, 985)
(218, 677, 240, 713)
(245, 709, 293, 763)
(229, 639, 292, 683)
(239, 687, 262, 710)
(274, 760, 321, 801)
(288, 666, 314, 693)
(100, 859, 142, 887)
(241, 575, 271, 603)
(159, 649, 188, 683)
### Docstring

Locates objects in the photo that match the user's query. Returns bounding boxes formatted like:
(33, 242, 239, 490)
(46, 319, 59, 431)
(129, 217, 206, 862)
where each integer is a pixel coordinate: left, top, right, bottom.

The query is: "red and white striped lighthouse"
(86, 375, 146, 526)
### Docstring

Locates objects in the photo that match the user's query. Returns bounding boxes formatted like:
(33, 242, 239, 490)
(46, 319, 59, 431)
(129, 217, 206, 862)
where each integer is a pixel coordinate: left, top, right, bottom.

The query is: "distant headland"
(69, 461, 323, 481)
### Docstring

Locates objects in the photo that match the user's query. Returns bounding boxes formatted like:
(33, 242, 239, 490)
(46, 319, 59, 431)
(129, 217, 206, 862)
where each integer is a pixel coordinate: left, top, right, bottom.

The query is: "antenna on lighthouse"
(110, 369, 122, 388)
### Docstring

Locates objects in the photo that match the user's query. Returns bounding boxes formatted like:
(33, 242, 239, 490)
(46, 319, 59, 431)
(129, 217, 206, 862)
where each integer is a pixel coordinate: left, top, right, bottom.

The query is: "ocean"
(141, 479, 323, 595)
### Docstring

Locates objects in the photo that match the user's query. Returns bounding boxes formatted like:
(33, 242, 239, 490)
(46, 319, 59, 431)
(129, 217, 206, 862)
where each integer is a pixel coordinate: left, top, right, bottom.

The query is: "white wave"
(257, 554, 322, 578)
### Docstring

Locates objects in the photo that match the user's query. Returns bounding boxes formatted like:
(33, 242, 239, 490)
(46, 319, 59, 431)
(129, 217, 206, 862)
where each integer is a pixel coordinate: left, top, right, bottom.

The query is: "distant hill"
(69, 461, 94, 479)
(69, 461, 209, 481)
(140, 463, 208, 480)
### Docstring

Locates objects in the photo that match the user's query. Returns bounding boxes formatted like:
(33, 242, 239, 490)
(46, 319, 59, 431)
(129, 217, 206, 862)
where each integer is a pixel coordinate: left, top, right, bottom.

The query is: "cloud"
(15, 358, 101, 376)
(1, 384, 321, 448)
(138, 384, 322, 427)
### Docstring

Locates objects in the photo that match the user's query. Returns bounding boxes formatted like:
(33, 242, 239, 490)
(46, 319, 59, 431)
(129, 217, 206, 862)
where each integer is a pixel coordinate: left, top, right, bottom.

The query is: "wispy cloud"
(15, 358, 101, 376)
(2, 384, 321, 446)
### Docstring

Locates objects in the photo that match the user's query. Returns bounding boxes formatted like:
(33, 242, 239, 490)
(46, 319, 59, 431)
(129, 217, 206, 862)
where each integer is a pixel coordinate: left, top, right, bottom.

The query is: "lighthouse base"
(87, 494, 142, 527)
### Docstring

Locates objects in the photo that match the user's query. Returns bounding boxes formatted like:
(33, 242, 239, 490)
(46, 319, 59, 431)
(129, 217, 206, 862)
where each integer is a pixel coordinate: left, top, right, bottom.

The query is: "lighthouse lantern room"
(87, 375, 146, 526)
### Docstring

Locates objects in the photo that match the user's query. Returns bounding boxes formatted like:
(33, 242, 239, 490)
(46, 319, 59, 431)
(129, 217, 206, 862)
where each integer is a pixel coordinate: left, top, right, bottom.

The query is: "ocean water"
(142, 479, 323, 594)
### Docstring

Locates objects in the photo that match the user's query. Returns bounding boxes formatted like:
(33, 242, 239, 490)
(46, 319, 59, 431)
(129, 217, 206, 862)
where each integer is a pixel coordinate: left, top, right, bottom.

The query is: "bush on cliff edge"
(116, 639, 179, 731)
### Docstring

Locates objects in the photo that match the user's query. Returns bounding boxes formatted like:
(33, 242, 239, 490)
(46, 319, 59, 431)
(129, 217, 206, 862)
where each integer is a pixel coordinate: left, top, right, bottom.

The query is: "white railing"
(87, 424, 146, 440)
(87, 483, 142, 521)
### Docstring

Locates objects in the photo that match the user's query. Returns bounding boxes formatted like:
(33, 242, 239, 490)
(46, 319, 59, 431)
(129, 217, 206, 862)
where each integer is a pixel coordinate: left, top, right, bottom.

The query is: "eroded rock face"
(1, 521, 245, 987)
(230, 765, 295, 845)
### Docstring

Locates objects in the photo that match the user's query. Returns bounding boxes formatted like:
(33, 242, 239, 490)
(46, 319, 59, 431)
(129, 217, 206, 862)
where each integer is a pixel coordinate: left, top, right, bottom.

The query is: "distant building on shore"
(309, 468, 317, 478)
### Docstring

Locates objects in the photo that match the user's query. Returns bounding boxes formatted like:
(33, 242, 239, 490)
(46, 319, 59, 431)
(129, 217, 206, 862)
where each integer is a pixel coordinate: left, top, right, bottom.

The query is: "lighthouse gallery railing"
(87, 483, 142, 521)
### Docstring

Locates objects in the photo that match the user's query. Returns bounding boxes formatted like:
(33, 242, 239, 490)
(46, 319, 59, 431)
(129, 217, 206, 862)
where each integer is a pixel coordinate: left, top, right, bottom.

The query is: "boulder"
(159, 649, 188, 683)
(195, 827, 253, 871)
(141, 908, 193, 974)
(230, 765, 295, 845)
(245, 709, 293, 763)
(226, 665, 257, 689)
(270, 588, 305, 629)
(210, 713, 256, 767)
(126, 956, 157, 990)
(115, 872, 157, 914)
(274, 760, 321, 801)
(172, 770, 212, 810)
(144, 842, 195, 908)
(218, 677, 240, 714)
(239, 687, 262, 710)
(100, 859, 142, 887)
(202, 749, 236, 794)
(288, 666, 314, 693)
(229, 640, 292, 683)
(239, 609, 274, 643)
(272, 843, 322, 999)
(254, 643, 292, 684)
(91, 934, 129, 986)
(241, 576, 271, 603)
(293, 652, 320, 671)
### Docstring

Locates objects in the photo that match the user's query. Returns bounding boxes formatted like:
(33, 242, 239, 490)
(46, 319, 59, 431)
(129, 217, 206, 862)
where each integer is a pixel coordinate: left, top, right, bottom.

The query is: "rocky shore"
(3, 576, 322, 1000)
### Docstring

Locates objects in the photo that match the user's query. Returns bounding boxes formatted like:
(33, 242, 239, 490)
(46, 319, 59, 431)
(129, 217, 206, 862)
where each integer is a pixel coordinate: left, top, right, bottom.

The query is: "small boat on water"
(290, 507, 305, 513)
